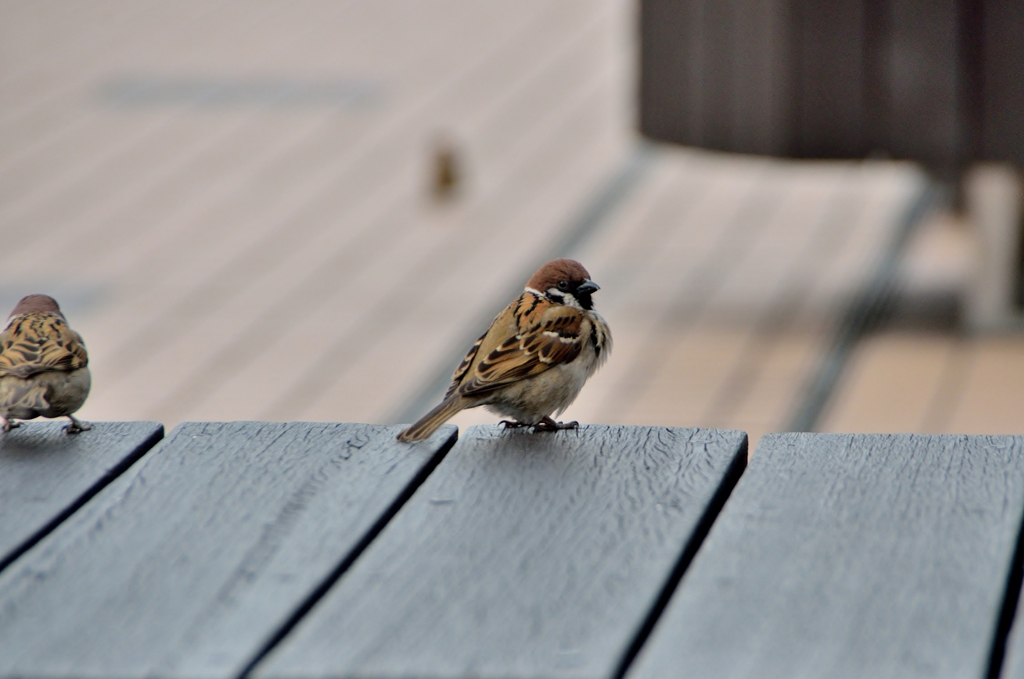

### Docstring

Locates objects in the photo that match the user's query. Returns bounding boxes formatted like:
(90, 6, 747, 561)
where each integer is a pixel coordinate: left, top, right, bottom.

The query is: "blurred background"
(1, 0, 1021, 447)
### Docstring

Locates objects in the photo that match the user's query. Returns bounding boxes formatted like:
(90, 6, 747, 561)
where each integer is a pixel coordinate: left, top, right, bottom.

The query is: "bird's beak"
(577, 280, 600, 295)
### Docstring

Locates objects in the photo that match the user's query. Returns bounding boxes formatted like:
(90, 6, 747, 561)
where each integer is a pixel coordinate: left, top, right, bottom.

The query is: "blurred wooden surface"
(1, 1, 1023, 442)
(0, 0, 635, 427)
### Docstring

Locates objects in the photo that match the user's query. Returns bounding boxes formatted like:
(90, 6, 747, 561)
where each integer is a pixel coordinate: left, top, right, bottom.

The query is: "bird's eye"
(557, 280, 570, 291)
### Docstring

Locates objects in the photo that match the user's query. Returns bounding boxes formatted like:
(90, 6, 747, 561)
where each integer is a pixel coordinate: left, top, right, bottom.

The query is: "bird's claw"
(532, 417, 579, 433)
(500, 418, 579, 433)
(65, 416, 92, 434)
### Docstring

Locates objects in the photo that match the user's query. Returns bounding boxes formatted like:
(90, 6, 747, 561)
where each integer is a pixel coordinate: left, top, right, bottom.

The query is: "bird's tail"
(397, 396, 465, 442)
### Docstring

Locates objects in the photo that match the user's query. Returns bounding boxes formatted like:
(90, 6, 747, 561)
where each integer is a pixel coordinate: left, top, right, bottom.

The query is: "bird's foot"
(532, 417, 579, 433)
(499, 420, 532, 430)
(0, 417, 18, 433)
(65, 416, 92, 434)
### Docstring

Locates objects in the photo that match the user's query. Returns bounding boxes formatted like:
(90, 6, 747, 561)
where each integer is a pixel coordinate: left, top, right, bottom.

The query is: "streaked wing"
(0, 313, 88, 379)
(458, 302, 584, 398)
(444, 329, 488, 399)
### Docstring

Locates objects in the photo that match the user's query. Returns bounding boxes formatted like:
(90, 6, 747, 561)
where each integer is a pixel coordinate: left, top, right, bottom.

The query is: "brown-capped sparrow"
(0, 294, 91, 433)
(398, 258, 611, 442)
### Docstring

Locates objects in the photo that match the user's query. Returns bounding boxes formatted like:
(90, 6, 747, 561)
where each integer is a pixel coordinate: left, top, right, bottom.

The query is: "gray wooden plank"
(628, 433, 1024, 679)
(0, 420, 163, 573)
(0, 421, 456, 679)
(255, 424, 747, 679)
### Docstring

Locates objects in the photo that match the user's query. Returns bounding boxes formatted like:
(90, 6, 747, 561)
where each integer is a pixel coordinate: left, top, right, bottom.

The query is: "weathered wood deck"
(3, 422, 1024, 678)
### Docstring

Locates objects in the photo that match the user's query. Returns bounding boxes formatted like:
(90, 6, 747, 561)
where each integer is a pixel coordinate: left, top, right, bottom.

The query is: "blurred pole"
(966, 165, 1024, 329)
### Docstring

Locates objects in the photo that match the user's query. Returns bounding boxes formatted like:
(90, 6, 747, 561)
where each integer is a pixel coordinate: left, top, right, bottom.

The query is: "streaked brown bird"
(430, 135, 460, 202)
(398, 258, 611, 442)
(0, 294, 91, 433)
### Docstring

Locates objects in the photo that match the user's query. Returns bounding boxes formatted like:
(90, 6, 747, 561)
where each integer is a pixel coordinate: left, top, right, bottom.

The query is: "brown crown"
(526, 258, 592, 291)
(10, 294, 63, 317)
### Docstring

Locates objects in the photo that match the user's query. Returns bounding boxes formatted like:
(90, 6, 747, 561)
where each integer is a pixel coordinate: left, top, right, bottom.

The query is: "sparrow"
(398, 258, 611, 442)
(430, 134, 460, 202)
(0, 294, 92, 433)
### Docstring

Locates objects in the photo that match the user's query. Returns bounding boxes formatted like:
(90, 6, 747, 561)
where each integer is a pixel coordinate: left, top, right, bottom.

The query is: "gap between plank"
(612, 431, 749, 679)
(986, 496, 1024, 679)
(389, 142, 656, 426)
(237, 428, 458, 679)
(0, 424, 164, 576)
(786, 179, 941, 432)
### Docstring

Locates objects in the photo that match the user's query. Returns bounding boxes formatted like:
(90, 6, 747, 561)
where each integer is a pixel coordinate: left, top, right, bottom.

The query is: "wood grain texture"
(628, 433, 1024, 679)
(0, 420, 163, 573)
(0, 421, 456, 679)
(256, 424, 747, 679)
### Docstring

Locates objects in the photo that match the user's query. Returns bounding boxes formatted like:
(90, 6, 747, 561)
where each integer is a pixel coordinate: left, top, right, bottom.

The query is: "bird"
(398, 258, 610, 442)
(0, 294, 92, 434)
(429, 134, 461, 202)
